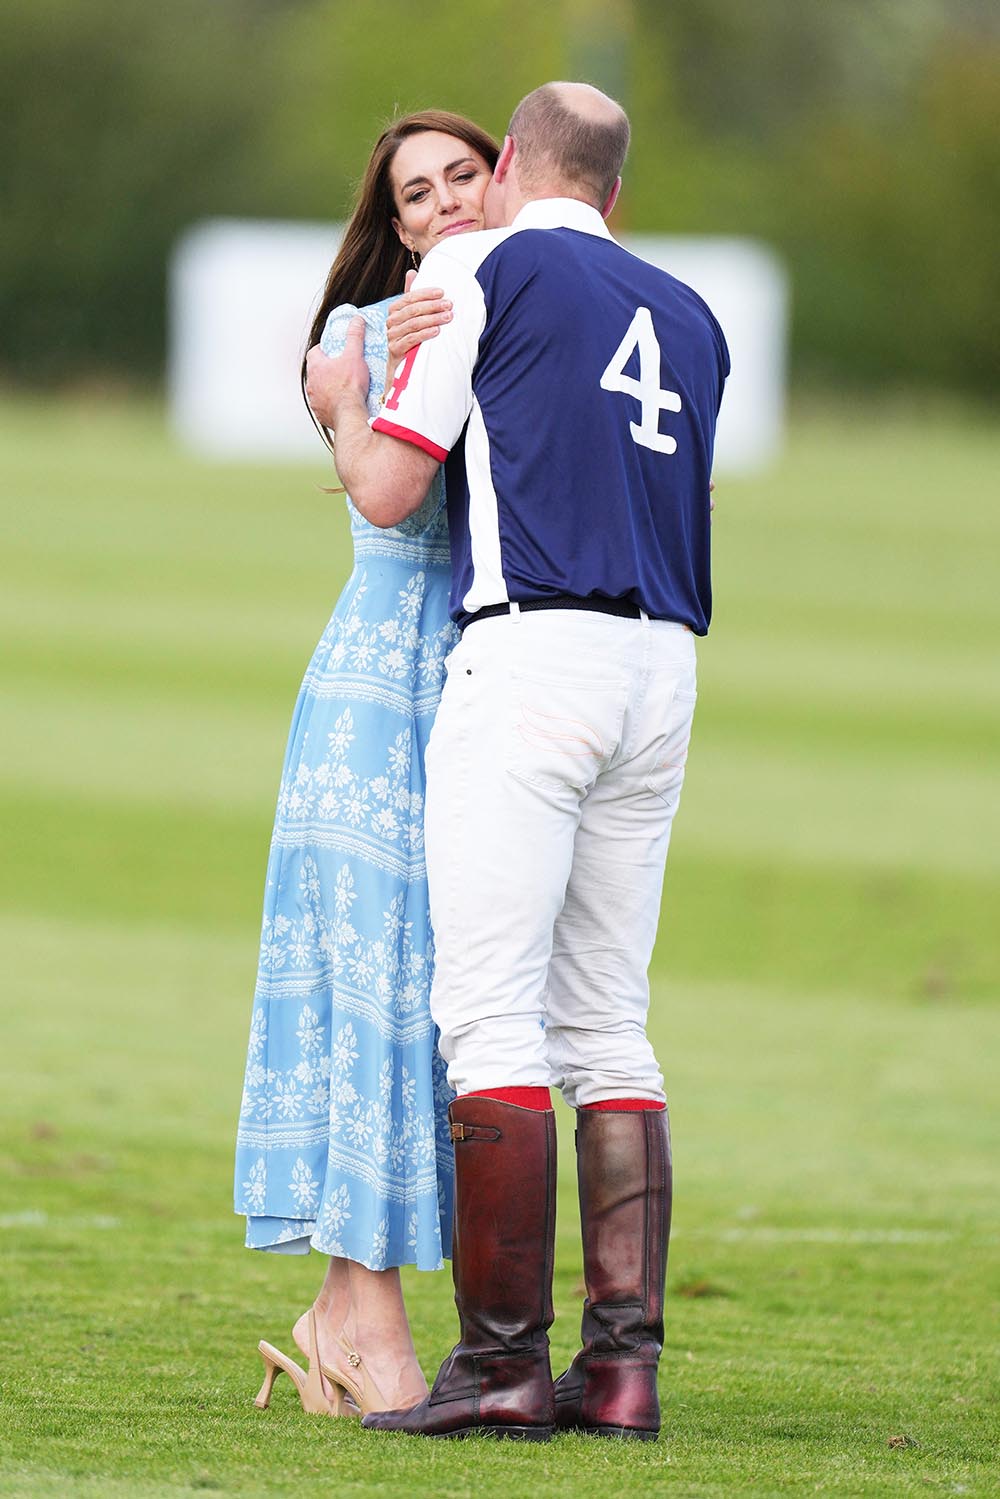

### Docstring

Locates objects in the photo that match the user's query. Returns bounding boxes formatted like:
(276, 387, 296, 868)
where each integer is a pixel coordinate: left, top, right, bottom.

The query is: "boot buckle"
(450, 1122, 501, 1142)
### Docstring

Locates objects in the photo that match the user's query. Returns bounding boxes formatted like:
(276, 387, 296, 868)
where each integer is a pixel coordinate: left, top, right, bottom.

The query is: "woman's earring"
(410, 248, 420, 272)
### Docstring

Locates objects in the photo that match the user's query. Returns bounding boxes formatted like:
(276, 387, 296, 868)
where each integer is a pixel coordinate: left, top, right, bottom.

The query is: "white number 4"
(600, 307, 682, 454)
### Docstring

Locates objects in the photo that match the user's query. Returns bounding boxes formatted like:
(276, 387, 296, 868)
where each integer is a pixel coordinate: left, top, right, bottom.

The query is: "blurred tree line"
(2, 0, 997, 393)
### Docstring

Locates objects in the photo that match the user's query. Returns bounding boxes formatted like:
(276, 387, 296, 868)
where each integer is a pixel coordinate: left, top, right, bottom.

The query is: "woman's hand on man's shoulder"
(386, 270, 453, 368)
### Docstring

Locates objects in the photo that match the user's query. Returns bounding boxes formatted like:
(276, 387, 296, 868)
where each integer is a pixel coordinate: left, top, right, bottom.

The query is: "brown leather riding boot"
(361, 1095, 557, 1440)
(553, 1106, 672, 1440)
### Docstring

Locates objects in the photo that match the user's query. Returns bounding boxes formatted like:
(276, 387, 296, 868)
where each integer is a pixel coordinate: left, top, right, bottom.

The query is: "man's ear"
(494, 135, 515, 185)
(601, 176, 622, 219)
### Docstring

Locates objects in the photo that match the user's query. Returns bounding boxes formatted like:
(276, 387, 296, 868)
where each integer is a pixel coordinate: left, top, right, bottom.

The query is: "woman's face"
(390, 130, 492, 259)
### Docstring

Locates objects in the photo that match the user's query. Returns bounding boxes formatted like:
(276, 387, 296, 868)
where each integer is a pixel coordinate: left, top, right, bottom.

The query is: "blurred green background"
(2, 2, 999, 1494)
(1, 0, 998, 394)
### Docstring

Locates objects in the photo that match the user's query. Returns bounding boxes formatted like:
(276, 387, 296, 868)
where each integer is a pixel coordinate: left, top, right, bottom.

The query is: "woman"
(234, 111, 499, 1416)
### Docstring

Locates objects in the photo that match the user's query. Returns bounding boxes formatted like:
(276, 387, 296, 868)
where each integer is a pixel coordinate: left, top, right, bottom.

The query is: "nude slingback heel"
(318, 1332, 391, 1418)
(254, 1308, 347, 1416)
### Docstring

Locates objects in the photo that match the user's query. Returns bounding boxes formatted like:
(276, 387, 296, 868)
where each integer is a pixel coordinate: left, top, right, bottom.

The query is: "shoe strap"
(337, 1333, 388, 1410)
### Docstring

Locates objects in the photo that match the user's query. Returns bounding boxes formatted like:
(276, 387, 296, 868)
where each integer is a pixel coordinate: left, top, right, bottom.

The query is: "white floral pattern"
(241, 1158, 267, 1213)
(234, 298, 457, 1273)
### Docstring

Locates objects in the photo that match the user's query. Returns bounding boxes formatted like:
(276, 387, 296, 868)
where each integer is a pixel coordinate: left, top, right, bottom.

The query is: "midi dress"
(233, 298, 459, 1271)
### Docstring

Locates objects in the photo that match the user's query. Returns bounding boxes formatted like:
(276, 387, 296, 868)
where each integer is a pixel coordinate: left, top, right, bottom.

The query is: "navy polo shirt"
(371, 198, 729, 633)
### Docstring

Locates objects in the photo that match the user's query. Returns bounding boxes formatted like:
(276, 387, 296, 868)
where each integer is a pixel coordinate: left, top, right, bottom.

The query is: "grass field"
(1, 393, 998, 1497)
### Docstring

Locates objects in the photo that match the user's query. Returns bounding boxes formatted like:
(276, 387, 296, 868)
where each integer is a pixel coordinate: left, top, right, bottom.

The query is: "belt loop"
(639, 607, 650, 627)
(509, 600, 521, 623)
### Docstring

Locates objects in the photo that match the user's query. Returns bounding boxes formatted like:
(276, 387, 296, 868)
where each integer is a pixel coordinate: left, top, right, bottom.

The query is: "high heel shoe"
(254, 1308, 347, 1416)
(317, 1333, 391, 1417)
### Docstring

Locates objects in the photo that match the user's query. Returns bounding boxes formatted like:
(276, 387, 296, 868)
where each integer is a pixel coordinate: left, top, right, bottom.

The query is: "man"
(305, 81, 729, 1442)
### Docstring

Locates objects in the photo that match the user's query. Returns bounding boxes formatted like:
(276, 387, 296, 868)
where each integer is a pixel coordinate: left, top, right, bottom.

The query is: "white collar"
(511, 197, 615, 240)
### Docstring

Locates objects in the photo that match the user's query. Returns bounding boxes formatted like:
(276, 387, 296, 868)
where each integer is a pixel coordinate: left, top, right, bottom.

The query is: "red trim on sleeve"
(384, 345, 419, 411)
(371, 416, 449, 463)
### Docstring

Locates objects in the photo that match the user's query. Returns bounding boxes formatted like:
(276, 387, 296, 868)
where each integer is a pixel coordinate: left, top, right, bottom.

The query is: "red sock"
(462, 1086, 552, 1111)
(581, 1098, 664, 1112)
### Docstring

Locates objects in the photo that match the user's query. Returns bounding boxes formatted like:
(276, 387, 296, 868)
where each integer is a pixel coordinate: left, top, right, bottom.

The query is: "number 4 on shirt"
(600, 306, 682, 454)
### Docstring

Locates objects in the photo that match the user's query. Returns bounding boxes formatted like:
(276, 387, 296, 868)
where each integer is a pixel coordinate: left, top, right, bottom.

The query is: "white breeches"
(423, 608, 697, 1109)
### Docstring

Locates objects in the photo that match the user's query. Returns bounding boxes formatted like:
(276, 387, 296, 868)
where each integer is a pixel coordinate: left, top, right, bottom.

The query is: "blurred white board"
(169, 218, 787, 474)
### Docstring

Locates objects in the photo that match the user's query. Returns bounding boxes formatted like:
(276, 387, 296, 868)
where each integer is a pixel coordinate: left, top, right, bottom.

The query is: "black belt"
(462, 594, 643, 630)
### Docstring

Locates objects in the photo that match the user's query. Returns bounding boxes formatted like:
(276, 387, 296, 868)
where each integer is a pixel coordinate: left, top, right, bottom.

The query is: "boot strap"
(450, 1122, 502, 1142)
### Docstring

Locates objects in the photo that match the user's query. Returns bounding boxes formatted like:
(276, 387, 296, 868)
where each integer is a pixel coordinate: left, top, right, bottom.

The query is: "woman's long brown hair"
(303, 110, 500, 453)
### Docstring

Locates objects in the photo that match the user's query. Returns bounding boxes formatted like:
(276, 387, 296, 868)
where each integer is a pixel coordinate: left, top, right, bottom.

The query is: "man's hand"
(305, 316, 371, 431)
(306, 308, 441, 529)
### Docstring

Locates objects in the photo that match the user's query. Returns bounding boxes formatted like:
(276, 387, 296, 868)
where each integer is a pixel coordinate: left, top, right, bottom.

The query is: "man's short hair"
(508, 83, 630, 206)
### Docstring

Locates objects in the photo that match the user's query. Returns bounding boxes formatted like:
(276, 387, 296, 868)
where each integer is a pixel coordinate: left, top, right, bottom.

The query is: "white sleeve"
(371, 254, 486, 460)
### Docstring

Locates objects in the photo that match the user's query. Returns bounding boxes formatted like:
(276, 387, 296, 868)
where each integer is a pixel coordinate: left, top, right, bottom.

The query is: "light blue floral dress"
(234, 298, 459, 1271)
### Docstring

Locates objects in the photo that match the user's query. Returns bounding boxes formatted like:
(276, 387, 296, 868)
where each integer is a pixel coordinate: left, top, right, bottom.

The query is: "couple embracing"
(235, 80, 728, 1443)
